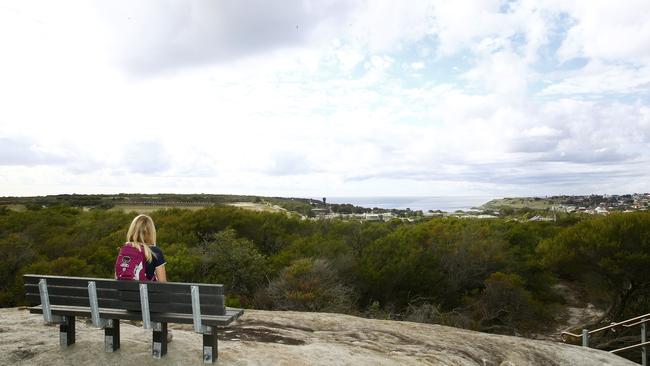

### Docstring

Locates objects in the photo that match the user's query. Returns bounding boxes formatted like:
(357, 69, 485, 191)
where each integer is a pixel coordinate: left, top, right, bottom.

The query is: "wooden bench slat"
(24, 274, 224, 296)
(24, 284, 224, 305)
(24, 284, 119, 298)
(25, 294, 226, 315)
(28, 305, 243, 327)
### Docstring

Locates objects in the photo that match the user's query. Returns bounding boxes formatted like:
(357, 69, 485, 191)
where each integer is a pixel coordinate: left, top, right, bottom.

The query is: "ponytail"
(126, 214, 157, 263)
(127, 242, 153, 262)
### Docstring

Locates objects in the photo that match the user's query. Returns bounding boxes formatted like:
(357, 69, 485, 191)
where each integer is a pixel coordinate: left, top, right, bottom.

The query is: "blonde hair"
(126, 214, 156, 263)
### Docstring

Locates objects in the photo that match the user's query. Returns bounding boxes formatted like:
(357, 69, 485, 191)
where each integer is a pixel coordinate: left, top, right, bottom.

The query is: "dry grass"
(2, 204, 27, 212)
(226, 202, 286, 213)
(110, 202, 286, 215)
(109, 204, 208, 214)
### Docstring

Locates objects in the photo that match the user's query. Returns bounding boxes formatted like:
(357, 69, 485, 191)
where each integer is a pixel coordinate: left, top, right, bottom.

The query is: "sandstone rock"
(0, 307, 634, 365)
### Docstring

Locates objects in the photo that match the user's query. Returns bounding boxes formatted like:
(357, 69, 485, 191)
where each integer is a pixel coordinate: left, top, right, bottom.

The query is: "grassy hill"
(482, 197, 563, 211)
(0, 193, 318, 216)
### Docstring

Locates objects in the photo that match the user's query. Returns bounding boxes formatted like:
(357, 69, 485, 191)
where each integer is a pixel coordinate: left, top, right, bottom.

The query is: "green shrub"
(265, 258, 355, 313)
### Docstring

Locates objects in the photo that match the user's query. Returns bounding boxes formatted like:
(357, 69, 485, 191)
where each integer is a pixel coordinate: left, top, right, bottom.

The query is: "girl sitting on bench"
(115, 214, 167, 282)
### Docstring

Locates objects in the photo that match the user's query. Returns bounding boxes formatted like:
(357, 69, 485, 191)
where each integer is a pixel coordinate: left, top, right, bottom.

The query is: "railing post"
(642, 322, 647, 366)
(582, 329, 589, 347)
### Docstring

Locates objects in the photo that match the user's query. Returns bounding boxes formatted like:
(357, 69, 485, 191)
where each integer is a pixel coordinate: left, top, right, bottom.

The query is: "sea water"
(324, 196, 496, 213)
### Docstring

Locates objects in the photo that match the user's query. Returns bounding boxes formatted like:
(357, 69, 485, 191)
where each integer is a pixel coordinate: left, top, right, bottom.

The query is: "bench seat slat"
(24, 274, 224, 296)
(24, 284, 223, 305)
(25, 294, 225, 315)
(28, 305, 243, 327)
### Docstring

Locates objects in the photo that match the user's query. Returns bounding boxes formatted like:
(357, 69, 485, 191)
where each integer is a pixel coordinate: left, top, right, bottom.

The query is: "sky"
(1, 0, 649, 199)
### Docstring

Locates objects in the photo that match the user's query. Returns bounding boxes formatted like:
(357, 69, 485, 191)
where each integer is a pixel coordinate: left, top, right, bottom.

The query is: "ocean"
(323, 196, 496, 213)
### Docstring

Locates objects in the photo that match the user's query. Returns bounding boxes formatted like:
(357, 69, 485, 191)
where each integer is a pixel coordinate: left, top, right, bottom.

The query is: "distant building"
(594, 207, 609, 215)
(364, 213, 381, 221)
(311, 208, 328, 218)
(476, 214, 498, 219)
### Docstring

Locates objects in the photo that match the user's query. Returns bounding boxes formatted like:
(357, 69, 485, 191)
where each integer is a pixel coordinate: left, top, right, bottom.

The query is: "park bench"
(23, 274, 243, 363)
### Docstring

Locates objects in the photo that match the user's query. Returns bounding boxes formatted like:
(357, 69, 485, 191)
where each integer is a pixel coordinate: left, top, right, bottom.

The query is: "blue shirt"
(146, 245, 166, 281)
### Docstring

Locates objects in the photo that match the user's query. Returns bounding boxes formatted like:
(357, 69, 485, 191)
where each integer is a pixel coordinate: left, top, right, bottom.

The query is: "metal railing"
(562, 312, 650, 365)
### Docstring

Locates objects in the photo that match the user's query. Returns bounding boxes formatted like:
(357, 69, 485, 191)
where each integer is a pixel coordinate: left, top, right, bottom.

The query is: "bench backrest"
(24, 274, 226, 316)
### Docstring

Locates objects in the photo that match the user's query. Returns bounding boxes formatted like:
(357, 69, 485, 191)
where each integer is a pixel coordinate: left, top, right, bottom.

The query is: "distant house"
(364, 213, 382, 221)
(311, 208, 329, 217)
(594, 207, 609, 215)
(476, 214, 498, 219)
(558, 205, 576, 213)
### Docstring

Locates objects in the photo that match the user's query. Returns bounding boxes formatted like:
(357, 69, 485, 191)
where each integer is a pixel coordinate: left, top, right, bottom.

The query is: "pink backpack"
(115, 243, 147, 281)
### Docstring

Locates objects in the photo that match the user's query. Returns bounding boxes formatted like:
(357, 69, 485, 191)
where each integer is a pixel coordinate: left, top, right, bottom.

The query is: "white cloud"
(540, 61, 650, 95)
(121, 141, 172, 174)
(342, 0, 435, 53)
(0, 137, 67, 166)
(462, 50, 530, 97)
(0, 0, 649, 198)
(555, 0, 650, 63)
(335, 47, 365, 72)
(411, 62, 425, 71)
(93, 0, 359, 75)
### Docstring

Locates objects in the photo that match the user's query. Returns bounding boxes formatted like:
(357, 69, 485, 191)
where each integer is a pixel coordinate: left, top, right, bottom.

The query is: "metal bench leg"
(152, 322, 168, 359)
(59, 315, 75, 348)
(203, 327, 218, 363)
(105, 319, 120, 352)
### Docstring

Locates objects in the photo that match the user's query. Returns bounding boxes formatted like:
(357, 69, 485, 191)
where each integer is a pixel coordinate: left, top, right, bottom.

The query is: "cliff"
(0, 307, 634, 366)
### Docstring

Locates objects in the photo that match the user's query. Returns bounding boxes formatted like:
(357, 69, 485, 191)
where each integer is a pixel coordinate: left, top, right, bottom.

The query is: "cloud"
(344, 158, 646, 193)
(556, 0, 650, 63)
(0, 137, 67, 166)
(539, 61, 650, 96)
(121, 141, 171, 174)
(343, 0, 435, 52)
(461, 50, 529, 96)
(95, 0, 357, 75)
(0, 136, 106, 175)
(410, 61, 425, 70)
(325, 86, 650, 195)
(509, 137, 561, 153)
(266, 152, 315, 176)
(430, 0, 557, 61)
(1, 1, 650, 197)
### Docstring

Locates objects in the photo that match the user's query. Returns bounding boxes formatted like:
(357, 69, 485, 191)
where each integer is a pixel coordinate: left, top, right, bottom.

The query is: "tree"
(538, 212, 650, 320)
(358, 223, 445, 308)
(473, 272, 542, 334)
(265, 258, 355, 312)
(195, 229, 268, 304)
(0, 234, 36, 306)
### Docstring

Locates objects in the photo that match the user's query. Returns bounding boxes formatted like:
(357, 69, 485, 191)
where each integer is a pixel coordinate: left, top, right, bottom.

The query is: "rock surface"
(0, 307, 635, 366)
